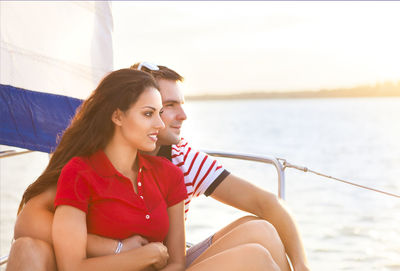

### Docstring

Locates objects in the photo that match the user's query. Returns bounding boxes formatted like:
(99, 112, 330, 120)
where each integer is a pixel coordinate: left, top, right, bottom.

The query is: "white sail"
(0, 1, 113, 99)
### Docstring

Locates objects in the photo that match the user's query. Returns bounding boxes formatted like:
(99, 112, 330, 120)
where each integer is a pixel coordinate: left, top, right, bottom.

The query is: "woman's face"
(114, 87, 165, 152)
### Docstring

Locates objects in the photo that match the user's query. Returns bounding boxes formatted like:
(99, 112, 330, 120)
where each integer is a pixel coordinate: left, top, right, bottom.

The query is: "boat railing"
(0, 254, 7, 266)
(202, 150, 286, 200)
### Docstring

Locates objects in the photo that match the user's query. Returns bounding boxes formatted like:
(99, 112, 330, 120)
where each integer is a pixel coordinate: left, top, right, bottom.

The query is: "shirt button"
(138, 182, 142, 187)
(140, 196, 144, 199)
(139, 168, 142, 173)
(145, 214, 150, 220)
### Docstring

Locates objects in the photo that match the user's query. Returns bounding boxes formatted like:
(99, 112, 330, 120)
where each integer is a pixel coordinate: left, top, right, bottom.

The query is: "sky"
(112, 1, 400, 96)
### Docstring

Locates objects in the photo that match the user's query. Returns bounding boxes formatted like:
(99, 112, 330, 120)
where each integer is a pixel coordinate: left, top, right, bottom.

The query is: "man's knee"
(213, 216, 277, 244)
(235, 215, 261, 225)
(212, 215, 261, 242)
(238, 220, 284, 247)
(231, 216, 279, 236)
(244, 220, 278, 236)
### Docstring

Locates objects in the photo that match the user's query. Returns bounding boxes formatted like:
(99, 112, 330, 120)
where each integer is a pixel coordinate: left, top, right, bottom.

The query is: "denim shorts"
(185, 235, 213, 267)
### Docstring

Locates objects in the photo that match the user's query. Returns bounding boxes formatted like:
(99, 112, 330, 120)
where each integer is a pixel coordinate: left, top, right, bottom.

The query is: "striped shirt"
(157, 138, 230, 219)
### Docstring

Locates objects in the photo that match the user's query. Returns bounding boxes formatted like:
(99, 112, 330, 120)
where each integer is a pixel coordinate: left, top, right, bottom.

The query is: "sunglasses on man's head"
(137, 62, 159, 71)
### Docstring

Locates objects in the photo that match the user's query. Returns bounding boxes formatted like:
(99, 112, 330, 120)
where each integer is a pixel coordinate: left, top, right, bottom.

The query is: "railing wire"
(279, 159, 400, 199)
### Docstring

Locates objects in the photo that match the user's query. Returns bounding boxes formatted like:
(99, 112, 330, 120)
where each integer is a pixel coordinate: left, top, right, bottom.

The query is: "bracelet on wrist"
(115, 240, 123, 254)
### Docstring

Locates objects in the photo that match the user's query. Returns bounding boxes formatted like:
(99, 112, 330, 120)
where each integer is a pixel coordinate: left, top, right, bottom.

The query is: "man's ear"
(111, 109, 123, 126)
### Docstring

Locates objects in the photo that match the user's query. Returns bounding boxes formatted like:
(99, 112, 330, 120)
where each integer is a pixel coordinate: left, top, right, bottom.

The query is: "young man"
(131, 62, 310, 271)
(6, 63, 310, 271)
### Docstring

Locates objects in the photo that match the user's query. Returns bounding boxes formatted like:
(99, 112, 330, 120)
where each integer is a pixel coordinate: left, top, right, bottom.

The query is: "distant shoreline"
(186, 82, 400, 101)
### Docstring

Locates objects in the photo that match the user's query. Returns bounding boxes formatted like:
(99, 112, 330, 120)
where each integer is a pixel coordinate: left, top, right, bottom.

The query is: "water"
(1, 97, 400, 270)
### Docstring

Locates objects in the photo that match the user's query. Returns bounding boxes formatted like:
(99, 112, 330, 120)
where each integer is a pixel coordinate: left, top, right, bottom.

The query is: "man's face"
(157, 79, 187, 145)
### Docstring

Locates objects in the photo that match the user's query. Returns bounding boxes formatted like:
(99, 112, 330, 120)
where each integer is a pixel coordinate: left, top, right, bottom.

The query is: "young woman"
(18, 69, 187, 271)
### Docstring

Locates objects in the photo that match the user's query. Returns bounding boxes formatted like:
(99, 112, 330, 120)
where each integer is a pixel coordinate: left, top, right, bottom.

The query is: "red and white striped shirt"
(157, 138, 230, 219)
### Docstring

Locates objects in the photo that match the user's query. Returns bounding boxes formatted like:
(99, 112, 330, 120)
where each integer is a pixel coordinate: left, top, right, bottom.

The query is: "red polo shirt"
(54, 150, 187, 242)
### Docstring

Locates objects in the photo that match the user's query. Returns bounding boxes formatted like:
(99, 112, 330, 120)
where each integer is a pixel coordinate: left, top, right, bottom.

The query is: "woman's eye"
(159, 109, 164, 115)
(144, 112, 153, 117)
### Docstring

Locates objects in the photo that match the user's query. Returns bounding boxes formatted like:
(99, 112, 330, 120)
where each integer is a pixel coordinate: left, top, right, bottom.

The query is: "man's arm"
(210, 174, 310, 271)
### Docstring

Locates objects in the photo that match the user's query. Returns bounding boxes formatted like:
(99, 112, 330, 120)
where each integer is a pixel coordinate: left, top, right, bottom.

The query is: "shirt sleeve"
(165, 163, 188, 207)
(171, 138, 230, 198)
(54, 158, 91, 213)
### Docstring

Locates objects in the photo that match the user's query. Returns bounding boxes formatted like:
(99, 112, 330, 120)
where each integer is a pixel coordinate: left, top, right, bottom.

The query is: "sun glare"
(112, 1, 400, 95)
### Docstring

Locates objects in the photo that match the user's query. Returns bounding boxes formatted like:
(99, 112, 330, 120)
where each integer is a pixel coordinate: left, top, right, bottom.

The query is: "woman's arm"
(157, 201, 186, 271)
(87, 234, 150, 257)
(52, 205, 169, 271)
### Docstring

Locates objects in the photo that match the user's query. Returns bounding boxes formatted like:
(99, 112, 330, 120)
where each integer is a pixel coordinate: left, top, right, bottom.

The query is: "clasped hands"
(120, 235, 169, 270)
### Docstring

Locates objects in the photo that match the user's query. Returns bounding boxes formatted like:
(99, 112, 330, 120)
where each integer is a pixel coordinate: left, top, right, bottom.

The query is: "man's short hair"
(130, 62, 184, 82)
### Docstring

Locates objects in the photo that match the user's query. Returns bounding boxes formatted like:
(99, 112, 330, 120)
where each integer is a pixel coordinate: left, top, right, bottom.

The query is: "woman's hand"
(146, 242, 169, 270)
(121, 235, 149, 252)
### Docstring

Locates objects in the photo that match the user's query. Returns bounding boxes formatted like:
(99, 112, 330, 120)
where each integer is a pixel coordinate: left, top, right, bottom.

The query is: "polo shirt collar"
(88, 150, 153, 177)
(137, 152, 153, 170)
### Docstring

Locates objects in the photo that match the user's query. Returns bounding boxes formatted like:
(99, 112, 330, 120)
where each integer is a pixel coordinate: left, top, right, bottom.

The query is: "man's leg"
(6, 237, 57, 271)
(191, 219, 291, 271)
(186, 235, 213, 267)
(187, 243, 280, 271)
(186, 216, 275, 267)
(212, 215, 262, 243)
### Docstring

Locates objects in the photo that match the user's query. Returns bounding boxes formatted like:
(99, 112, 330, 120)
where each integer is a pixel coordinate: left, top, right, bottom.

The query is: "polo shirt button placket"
(138, 167, 149, 219)
(137, 181, 142, 200)
(137, 167, 143, 199)
(137, 168, 143, 189)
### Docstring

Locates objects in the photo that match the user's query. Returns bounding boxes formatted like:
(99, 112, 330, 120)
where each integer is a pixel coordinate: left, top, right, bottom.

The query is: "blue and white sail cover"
(0, 2, 113, 153)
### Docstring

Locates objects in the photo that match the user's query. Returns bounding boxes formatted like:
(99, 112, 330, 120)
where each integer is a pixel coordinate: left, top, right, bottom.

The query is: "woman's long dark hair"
(18, 69, 158, 213)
